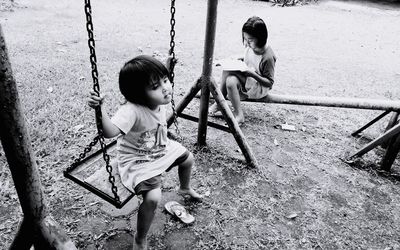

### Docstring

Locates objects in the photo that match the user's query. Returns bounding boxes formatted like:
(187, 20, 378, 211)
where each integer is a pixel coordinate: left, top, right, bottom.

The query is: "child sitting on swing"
(88, 55, 202, 250)
(210, 16, 277, 124)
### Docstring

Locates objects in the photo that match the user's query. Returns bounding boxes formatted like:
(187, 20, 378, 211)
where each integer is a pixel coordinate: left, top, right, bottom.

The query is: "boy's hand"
(166, 55, 178, 70)
(88, 91, 105, 108)
(242, 67, 256, 77)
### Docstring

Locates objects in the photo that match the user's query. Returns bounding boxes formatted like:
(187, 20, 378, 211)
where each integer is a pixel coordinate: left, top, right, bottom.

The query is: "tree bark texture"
(0, 24, 76, 250)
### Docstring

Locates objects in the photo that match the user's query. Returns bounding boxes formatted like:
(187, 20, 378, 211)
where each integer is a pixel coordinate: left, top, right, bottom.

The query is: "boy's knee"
(226, 75, 240, 89)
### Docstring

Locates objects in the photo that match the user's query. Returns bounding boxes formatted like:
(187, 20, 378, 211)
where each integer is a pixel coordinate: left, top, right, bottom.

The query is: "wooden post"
(349, 123, 400, 159)
(0, 25, 76, 249)
(385, 112, 399, 131)
(381, 133, 400, 171)
(380, 112, 400, 170)
(196, 0, 257, 167)
(167, 78, 202, 127)
(167, 0, 258, 168)
(351, 110, 391, 137)
(209, 79, 258, 167)
(197, 0, 218, 146)
(382, 112, 399, 149)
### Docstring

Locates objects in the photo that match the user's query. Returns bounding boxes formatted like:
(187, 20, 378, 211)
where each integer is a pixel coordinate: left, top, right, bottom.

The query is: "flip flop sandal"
(164, 201, 195, 224)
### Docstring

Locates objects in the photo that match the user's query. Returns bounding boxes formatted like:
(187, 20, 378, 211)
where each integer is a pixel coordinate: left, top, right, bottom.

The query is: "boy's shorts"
(134, 150, 190, 195)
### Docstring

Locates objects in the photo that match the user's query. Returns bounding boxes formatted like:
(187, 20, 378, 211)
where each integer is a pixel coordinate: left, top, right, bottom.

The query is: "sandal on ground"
(164, 201, 195, 224)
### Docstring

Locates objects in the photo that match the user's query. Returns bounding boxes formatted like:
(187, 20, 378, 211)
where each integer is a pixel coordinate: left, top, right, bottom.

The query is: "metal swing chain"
(68, 135, 99, 171)
(169, 0, 181, 136)
(73, 0, 120, 203)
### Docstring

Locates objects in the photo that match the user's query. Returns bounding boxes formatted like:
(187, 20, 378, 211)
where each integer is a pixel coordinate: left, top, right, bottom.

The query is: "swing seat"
(64, 140, 135, 209)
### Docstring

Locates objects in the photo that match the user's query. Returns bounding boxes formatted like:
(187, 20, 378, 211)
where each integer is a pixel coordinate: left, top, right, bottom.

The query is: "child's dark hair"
(242, 16, 268, 48)
(119, 55, 169, 106)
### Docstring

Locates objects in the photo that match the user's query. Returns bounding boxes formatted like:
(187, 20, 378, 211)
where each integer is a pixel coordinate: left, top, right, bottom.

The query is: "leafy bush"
(255, 0, 319, 7)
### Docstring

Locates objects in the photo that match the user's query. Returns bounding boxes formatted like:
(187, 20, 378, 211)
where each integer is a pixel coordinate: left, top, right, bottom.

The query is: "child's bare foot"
(178, 188, 203, 201)
(235, 115, 245, 125)
(208, 103, 221, 116)
(133, 234, 147, 250)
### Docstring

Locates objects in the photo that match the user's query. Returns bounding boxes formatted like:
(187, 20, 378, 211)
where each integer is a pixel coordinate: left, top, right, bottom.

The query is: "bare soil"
(1, 0, 400, 249)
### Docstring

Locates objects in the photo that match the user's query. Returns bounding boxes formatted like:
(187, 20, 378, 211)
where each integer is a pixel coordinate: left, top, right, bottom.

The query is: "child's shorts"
(238, 77, 270, 100)
(134, 150, 190, 195)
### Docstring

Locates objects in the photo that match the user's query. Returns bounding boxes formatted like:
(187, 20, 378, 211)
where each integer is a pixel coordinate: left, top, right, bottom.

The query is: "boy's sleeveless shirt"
(110, 102, 186, 193)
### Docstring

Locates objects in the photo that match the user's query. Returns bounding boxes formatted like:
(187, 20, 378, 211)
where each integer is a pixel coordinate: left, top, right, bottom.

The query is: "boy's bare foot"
(133, 234, 147, 250)
(178, 188, 203, 201)
(208, 103, 221, 116)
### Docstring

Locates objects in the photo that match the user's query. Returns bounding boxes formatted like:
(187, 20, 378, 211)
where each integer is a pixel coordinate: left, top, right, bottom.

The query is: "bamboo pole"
(0, 25, 76, 249)
(251, 93, 400, 111)
(349, 123, 400, 159)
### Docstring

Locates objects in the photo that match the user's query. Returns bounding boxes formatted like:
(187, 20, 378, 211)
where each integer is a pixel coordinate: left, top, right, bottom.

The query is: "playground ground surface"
(1, 0, 400, 249)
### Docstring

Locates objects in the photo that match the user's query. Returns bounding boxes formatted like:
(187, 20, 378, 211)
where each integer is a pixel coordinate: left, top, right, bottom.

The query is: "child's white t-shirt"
(110, 102, 186, 193)
(242, 46, 276, 100)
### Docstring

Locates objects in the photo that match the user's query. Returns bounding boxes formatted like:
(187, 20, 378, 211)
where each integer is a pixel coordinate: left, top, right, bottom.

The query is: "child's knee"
(226, 75, 240, 89)
(143, 188, 161, 208)
(180, 152, 194, 168)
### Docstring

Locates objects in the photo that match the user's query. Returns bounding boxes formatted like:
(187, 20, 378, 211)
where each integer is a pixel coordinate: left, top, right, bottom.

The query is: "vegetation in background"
(256, 0, 319, 7)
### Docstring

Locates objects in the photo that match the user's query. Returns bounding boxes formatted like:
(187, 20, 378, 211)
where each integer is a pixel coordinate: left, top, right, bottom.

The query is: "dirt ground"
(1, 0, 400, 249)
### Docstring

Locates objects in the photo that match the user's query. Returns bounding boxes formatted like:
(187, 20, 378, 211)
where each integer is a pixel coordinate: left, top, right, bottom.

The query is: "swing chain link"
(67, 135, 99, 172)
(82, 0, 120, 203)
(169, 0, 181, 136)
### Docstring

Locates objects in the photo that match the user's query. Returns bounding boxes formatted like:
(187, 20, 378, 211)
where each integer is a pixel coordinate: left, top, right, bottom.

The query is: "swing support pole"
(0, 25, 76, 250)
(168, 0, 258, 168)
(351, 110, 391, 137)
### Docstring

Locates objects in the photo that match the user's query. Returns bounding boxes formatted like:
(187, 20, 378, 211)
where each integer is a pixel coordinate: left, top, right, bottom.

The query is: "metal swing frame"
(64, 0, 178, 209)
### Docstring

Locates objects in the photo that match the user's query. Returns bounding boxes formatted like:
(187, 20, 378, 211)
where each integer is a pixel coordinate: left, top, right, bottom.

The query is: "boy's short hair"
(119, 55, 169, 106)
(242, 16, 268, 48)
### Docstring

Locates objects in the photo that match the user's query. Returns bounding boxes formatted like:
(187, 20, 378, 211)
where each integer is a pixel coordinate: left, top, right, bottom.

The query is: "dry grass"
(1, 0, 400, 249)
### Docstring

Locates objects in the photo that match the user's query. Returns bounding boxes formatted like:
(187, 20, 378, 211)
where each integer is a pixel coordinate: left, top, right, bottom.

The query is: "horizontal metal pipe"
(249, 94, 400, 111)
